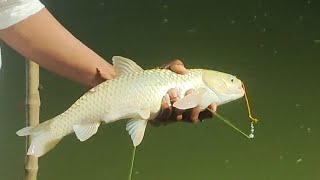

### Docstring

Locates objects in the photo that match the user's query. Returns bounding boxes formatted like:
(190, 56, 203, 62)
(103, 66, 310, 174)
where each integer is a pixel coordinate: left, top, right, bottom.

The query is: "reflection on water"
(1, 0, 319, 179)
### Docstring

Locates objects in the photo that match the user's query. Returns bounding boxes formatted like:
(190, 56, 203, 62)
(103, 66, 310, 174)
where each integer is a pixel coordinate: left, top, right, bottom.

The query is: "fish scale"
(16, 56, 244, 157)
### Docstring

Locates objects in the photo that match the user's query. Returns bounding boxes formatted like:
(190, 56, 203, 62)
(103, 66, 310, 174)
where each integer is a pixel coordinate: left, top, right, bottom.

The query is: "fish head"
(202, 70, 244, 105)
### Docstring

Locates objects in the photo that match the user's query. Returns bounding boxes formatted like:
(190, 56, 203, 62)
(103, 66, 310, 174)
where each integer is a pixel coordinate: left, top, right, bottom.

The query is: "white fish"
(16, 56, 245, 157)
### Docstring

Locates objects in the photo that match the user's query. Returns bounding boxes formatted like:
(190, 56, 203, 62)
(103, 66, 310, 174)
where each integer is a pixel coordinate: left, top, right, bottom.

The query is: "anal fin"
(73, 122, 100, 142)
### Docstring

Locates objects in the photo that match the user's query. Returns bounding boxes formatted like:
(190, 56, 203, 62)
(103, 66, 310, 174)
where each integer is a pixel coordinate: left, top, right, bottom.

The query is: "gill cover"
(202, 70, 244, 104)
(203, 70, 230, 94)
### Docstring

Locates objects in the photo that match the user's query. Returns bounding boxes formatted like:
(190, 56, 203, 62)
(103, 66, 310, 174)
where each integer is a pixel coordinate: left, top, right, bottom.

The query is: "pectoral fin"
(73, 122, 100, 142)
(126, 119, 148, 146)
(173, 89, 208, 110)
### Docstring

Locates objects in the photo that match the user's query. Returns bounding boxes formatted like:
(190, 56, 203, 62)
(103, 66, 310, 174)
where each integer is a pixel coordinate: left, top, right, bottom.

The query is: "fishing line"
(206, 83, 259, 138)
(128, 146, 137, 180)
(206, 108, 252, 139)
(213, 111, 252, 139)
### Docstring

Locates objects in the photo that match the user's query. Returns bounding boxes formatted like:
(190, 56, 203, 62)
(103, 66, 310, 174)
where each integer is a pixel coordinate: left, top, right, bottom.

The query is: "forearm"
(0, 8, 116, 87)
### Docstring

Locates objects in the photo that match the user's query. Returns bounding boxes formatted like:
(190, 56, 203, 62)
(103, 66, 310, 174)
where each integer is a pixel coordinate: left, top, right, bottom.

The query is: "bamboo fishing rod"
(24, 60, 40, 180)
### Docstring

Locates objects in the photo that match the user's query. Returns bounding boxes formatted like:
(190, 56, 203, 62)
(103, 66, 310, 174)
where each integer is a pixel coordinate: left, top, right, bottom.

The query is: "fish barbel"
(16, 56, 245, 157)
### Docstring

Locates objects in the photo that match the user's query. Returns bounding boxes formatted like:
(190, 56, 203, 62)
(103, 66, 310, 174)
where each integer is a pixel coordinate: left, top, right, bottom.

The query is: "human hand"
(158, 59, 188, 75)
(151, 60, 217, 126)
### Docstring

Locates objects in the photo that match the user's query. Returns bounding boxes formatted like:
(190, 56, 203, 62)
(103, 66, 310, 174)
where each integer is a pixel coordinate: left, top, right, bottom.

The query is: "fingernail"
(171, 90, 178, 98)
(211, 104, 217, 112)
(179, 65, 187, 73)
(185, 89, 195, 95)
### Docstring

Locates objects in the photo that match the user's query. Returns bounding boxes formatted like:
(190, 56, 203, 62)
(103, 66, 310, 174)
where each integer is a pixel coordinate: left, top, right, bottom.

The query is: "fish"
(16, 56, 245, 157)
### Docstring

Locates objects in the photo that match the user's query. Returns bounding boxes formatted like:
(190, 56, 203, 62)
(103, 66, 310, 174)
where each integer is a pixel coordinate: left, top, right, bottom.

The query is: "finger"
(189, 106, 201, 123)
(180, 89, 197, 123)
(168, 59, 187, 75)
(199, 103, 217, 121)
(185, 89, 195, 95)
(156, 94, 173, 122)
(158, 60, 183, 69)
(209, 103, 217, 113)
(186, 89, 200, 122)
(167, 88, 179, 103)
(172, 108, 184, 121)
(167, 89, 185, 121)
(206, 103, 217, 114)
(155, 88, 181, 124)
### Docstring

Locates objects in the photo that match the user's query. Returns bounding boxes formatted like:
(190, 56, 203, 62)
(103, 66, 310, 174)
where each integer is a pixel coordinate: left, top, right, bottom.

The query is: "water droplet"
(299, 16, 303, 21)
(296, 158, 303, 164)
(135, 171, 140, 175)
(248, 122, 255, 138)
(279, 155, 284, 159)
(99, 2, 105, 6)
(187, 27, 196, 33)
(273, 49, 278, 55)
(307, 0, 311, 4)
(225, 159, 230, 164)
(162, 18, 169, 23)
(260, 27, 267, 33)
(307, 127, 311, 133)
(249, 15, 257, 23)
(259, 44, 265, 48)
(263, 12, 268, 17)
(314, 40, 320, 44)
(230, 20, 236, 24)
(162, 4, 168, 9)
(38, 84, 44, 90)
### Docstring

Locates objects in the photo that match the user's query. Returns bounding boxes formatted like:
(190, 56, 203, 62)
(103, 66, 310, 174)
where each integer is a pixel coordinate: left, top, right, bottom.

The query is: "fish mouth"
(236, 85, 245, 98)
(237, 82, 245, 97)
(238, 84, 245, 94)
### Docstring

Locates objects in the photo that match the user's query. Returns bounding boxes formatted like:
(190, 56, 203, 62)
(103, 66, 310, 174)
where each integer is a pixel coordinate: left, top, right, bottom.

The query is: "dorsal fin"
(112, 56, 143, 75)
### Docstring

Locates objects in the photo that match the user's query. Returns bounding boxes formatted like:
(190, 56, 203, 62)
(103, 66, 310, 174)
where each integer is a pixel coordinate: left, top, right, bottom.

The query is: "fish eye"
(227, 75, 236, 83)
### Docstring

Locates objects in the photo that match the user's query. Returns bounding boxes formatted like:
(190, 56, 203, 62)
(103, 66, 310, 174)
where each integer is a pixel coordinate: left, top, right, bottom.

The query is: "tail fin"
(16, 121, 61, 157)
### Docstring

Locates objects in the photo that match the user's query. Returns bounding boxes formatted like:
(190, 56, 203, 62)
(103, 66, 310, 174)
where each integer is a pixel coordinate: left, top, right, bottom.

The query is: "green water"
(1, 0, 320, 179)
